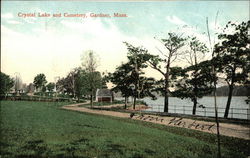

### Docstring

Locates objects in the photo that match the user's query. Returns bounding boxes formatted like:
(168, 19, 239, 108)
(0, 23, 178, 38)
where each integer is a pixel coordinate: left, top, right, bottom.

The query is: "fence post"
(174, 105, 176, 113)
(204, 108, 206, 117)
(183, 105, 185, 114)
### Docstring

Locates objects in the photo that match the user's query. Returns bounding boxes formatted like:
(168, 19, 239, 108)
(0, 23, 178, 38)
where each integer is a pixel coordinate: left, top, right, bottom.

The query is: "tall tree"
(81, 50, 102, 107)
(67, 68, 81, 98)
(143, 33, 186, 112)
(214, 21, 250, 118)
(75, 69, 88, 102)
(33, 73, 47, 93)
(124, 42, 151, 109)
(173, 61, 214, 115)
(0, 72, 14, 97)
(173, 37, 213, 115)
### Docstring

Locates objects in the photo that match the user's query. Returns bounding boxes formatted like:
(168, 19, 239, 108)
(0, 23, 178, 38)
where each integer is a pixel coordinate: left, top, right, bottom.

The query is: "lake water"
(118, 96, 250, 120)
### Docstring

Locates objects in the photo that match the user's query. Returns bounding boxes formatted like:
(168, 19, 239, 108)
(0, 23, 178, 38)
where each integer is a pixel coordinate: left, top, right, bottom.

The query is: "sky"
(1, 1, 249, 85)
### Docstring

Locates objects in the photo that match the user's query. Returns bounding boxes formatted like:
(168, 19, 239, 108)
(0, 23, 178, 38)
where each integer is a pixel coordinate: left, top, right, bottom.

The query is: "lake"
(119, 96, 250, 120)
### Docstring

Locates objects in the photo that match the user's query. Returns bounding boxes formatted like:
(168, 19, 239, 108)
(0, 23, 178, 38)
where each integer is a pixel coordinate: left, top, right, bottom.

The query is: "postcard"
(1, 1, 249, 157)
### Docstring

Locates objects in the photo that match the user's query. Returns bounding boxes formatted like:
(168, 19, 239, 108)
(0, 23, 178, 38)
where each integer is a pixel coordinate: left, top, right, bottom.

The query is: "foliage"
(33, 73, 47, 92)
(109, 60, 156, 109)
(142, 33, 186, 112)
(56, 68, 80, 97)
(56, 67, 103, 102)
(46, 82, 55, 92)
(84, 71, 103, 98)
(125, 42, 157, 101)
(81, 50, 103, 106)
(214, 20, 250, 118)
(108, 62, 134, 99)
(173, 37, 213, 115)
(173, 61, 215, 114)
(110, 42, 157, 109)
(0, 72, 14, 96)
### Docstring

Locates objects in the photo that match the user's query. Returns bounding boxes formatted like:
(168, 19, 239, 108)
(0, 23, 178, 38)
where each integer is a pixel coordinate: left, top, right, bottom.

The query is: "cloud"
(166, 15, 186, 26)
(2, 18, 163, 83)
(1, 13, 14, 19)
(1, 19, 129, 83)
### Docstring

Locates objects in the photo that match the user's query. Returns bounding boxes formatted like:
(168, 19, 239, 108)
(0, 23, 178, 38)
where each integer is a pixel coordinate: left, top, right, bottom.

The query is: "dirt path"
(62, 103, 250, 140)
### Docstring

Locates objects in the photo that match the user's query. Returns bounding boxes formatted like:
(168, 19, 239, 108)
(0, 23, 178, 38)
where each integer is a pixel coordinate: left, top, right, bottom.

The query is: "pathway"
(62, 103, 250, 140)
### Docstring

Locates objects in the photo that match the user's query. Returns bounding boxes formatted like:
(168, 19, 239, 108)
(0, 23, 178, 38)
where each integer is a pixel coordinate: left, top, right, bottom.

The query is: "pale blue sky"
(1, 1, 249, 84)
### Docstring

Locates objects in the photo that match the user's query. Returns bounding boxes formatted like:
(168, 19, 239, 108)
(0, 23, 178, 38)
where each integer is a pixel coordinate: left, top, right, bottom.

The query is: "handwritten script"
(131, 114, 215, 132)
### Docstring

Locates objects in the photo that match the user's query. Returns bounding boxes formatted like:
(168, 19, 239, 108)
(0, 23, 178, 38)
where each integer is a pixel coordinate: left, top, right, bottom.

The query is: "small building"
(96, 89, 114, 102)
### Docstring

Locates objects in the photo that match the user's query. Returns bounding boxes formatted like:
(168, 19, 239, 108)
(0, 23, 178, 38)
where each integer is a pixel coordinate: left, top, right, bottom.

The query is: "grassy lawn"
(0, 101, 249, 158)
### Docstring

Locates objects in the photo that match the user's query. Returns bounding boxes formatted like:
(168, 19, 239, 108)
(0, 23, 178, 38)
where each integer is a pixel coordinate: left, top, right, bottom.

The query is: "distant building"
(96, 89, 114, 102)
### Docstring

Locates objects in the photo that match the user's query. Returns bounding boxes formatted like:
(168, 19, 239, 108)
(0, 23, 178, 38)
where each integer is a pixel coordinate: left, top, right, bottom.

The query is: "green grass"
(0, 101, 249, 158)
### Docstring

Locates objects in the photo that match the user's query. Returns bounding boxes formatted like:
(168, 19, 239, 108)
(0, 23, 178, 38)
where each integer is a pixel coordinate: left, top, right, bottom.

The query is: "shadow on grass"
(73, 123, 101, 129)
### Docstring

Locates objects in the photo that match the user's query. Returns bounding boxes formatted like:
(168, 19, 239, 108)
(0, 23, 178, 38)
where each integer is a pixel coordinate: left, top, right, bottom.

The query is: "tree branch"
(147, 61, 165, 76)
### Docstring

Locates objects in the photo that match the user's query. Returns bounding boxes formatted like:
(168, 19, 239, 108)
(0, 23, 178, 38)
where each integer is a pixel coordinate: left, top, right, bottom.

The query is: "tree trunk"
(164, 58, 170, 113)
(133, 96, 136, 110)
(164, 76, 169, 113)
(192, 97, 197, 115)
(224, 84, 234, 118)
(124, 96, 127, 109)
(164, 87, 169, 112)
(193, 66, 198, 115)
(90, 94, 93, 108)
(133, 83, 138, 110)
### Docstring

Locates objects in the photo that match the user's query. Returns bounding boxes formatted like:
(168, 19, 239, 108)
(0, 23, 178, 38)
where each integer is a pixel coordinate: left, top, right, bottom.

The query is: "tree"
(137, 76, 156, 100)
(56, 67, 84, 100)
(109, 43, 157, 109)
(56, 77, 67, 94)
(75, 69, 88, 101)
(173, 61, 214, 115)
(66, 68, 81, 98)
(143, 33, 186, 112)
(14, 72, 22, 94)
(46, 82, 55, 96)
(75, 68, 103, 102)
(108, 62, 135, 109)
(124, 42, 152, 109)
(0, 72, 14, 97)
(173, 37, 213, 115)
(26, 83, 35, 94)
(81, 50, 102, 107)
(214, 21, 250, 118)
(33, 73, 47, 93)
